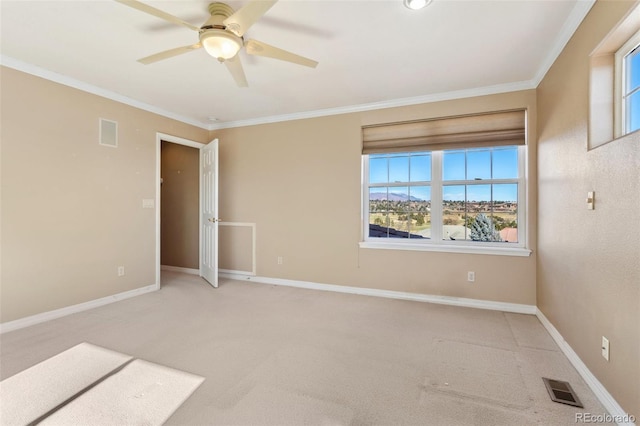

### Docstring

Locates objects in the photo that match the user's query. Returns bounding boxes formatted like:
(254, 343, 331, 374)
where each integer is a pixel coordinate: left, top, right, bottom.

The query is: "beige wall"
(537, 0, 640, 418)
(0, 67, 209, 323)
(212, 89, 537, 305)
(2, 6, 636, 414)
(160, 141, 199, 269)
(219, 225, 254, 273)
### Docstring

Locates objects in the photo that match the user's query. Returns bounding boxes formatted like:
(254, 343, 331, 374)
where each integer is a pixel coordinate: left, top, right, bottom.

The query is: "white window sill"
(359, 241, 532, 257)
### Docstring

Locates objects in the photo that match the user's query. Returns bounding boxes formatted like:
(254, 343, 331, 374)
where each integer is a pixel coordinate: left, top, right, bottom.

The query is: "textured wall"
(0, 67, 209, 322)
(212, 90, 537, 305)
(537, 0, 640, 418)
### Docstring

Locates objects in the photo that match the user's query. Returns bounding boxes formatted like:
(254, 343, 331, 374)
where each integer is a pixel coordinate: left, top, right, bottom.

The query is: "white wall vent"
(99, 118, 118, 147)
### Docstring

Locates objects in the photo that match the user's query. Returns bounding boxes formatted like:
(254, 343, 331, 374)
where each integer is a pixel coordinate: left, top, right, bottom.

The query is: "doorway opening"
(160, 140, 199, 274)
(155, 133, 206, 288)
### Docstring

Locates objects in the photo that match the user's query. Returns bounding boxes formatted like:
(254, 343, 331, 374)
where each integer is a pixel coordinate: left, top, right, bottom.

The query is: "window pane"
(626, 90, 640, 133)
(443, 185, 465, 202)
(443, 150, 465, 181)
(409, 186, 431, 239)
(469, 185, 496, 241)
(410, 154, 431, 182)
(441, 184, 516, 243)
(389, 155, 409, 183)
(443, 185, 466, 240)
(369, 213, 389, 238)
(409, 186, 431, 208)
(467, 184, 491, 204)
(493, 183, 518, 203)
(466, 149, 491, 180)
(369, 187, 389, 238)
(492, 147, 518, 179)
(369, 156, 387, 184)
(384, 187, 408, 237)
(390, 186, 410, 212)
(493, 184, 518, 243)
(626, 46, 640, 93)
(468, 212, 501, 242)
(368, 183, 432, 239)
(369, 187, 388, 213)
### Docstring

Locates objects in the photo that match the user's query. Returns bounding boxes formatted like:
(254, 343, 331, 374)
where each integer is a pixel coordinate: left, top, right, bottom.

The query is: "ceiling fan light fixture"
(404, 0, 432, 10)
(200, 29, 242, 60)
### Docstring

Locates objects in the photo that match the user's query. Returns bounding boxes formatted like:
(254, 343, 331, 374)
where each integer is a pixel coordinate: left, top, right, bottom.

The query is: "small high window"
(616, 32, 640, 135)
(589, 7, 640, 148)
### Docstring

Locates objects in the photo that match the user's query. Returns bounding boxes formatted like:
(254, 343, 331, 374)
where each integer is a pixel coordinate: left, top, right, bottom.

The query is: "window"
(589, 8, 640, 148)
(441, 147, 520, 243)
(361, 110, 528, 256)
(616, 31, 640, 135)
(367, 152, 432, 239)
(364, 146, 524, 246)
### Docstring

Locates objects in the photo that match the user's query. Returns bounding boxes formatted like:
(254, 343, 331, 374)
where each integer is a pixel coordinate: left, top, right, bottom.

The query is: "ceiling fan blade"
(224, 55, 248, 87)
(115, 0, 200, 32)
(138, 43, 202, 65)
(223, 0, 277, 37)
(245, 39, 318, 68)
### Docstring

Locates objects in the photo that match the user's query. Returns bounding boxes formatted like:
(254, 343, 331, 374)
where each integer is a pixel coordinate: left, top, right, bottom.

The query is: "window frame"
(360, 145, 530, 257)
(614, 31, 640, 137)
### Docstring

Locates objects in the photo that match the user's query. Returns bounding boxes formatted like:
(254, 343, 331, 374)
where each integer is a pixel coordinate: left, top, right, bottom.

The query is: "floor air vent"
(542, 377, 583, 408)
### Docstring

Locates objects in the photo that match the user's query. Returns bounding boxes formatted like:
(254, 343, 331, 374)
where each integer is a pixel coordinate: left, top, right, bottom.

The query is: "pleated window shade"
(362, 109, 526, 154)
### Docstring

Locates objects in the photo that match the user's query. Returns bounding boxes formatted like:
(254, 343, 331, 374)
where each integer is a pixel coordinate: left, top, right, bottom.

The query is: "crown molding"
(0, 55, 210, 130)
(532, 0, 596, 86)
(2, 0, 594, 134)
(207, 79, 537, 130)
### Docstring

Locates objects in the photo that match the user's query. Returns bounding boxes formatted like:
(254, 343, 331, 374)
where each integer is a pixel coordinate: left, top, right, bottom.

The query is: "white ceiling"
(0, 0, 594, 129)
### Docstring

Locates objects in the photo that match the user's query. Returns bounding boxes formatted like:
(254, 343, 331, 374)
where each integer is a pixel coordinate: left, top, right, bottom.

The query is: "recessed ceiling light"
(404, 0, 432, 10)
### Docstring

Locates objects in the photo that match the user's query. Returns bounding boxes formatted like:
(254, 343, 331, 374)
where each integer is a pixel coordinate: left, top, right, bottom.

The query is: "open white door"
(200, 139, 219, 287)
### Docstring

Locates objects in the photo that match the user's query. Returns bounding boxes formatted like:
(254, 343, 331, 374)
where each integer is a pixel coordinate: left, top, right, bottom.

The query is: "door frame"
(155, 132, 204, 289)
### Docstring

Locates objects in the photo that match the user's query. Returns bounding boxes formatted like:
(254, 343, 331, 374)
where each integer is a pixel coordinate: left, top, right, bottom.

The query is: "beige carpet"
(0, 343, 203, 426)
(0, 342, 132, 425)
(0, 271, 614, 425)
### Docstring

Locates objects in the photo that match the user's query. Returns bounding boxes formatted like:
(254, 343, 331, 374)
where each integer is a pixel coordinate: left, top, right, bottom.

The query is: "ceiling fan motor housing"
(199, 2, 243, 61)
(202, 3, 236, 31)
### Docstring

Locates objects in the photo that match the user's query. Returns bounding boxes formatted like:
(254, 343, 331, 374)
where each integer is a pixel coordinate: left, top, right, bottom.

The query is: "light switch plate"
(602, 336, 609, 361)
(142, 199, 155, 209)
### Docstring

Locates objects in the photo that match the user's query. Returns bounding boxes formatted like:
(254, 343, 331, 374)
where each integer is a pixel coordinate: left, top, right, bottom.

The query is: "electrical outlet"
(277, 256, 283, 265)
(602, 336, 609, 361)
(118, 266, 125, 277)
(467, 271, 475, 282)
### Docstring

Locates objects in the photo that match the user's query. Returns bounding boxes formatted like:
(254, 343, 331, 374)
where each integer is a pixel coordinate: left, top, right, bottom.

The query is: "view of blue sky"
(369, 147, 519, 202)
(627, 46, 640, 132)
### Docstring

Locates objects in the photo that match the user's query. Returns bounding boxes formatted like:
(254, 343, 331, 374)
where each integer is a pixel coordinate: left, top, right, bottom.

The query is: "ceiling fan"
(115, 0, 318, 87)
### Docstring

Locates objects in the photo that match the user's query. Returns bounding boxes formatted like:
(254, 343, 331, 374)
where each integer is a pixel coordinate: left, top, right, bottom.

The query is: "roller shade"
(362, 109, 526, 154)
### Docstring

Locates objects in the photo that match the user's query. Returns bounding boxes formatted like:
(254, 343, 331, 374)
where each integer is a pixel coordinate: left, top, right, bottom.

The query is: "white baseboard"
(0, 284, 158, 335)
(219, 268, 254, 276)
(160, 265, 200, 275)
(219, 272, 537, 315)
(536, 309, 636, 426)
